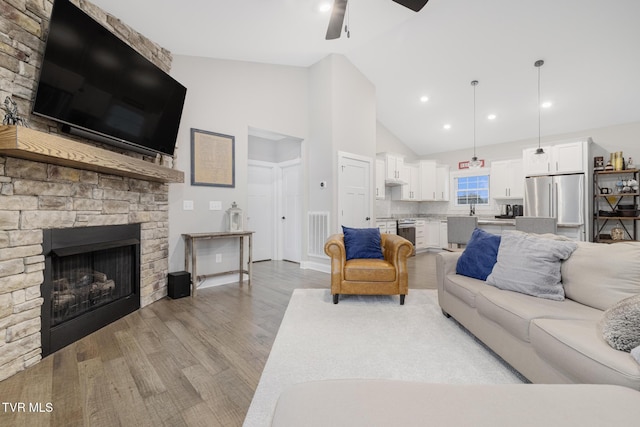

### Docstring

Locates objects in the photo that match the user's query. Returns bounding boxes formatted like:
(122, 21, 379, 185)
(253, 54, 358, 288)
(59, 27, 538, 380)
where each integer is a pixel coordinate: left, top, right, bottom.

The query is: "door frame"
(337, 151, 374, 232)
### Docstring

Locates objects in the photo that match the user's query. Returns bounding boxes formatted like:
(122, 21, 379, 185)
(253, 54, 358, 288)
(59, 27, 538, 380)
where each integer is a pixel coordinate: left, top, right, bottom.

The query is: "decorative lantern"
(227, 202, 243, 232)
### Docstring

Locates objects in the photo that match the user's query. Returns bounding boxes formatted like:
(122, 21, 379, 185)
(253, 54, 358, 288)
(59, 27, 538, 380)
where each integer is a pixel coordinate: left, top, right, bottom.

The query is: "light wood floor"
(0, 252, 437, 427)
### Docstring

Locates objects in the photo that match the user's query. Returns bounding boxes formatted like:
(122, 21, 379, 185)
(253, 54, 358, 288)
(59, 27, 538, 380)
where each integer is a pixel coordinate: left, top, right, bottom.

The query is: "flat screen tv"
(33, 0, 187, 156)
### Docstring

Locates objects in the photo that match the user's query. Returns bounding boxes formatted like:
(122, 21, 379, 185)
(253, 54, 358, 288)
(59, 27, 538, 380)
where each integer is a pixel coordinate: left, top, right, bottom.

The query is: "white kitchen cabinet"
(490, 159, 524, 199)
(415, 220, 427, 249)
(435, 165, 450, 201)
(375, 159, 385, 200)
(392, 164, 420, 201)
(523, 141, 585, 176)
(553, 142, 584, 174)
(385, 220, 397, 235)
(421, 161, 449, 201)
(383, 153, 405, 185)
(426, 220, 440, 248)
(376, 220, 398, 235)
(439, 221, 448, 249)
(419, 160, 437, 201)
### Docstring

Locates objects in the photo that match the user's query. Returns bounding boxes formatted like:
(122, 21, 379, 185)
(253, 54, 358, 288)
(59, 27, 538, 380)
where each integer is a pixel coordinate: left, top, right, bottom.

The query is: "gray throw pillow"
(486, 231, 577, 301)
(600, 294, 640, 352)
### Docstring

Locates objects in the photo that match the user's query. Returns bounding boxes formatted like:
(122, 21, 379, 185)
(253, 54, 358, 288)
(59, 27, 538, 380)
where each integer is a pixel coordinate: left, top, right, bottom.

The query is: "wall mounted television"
(32, 0, 187, 157)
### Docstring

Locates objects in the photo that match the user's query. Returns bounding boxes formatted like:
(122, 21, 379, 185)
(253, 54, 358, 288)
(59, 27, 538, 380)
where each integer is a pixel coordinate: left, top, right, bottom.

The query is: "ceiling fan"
(326, 0, 429, 40)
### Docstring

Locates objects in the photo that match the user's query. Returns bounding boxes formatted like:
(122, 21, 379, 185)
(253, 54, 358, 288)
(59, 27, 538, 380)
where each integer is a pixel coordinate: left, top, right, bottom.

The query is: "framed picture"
(190, 128, 235, 187)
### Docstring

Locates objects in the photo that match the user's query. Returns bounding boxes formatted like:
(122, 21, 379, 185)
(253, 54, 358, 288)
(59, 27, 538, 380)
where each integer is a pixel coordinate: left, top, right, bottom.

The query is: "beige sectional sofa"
(436, 238, 640, 389)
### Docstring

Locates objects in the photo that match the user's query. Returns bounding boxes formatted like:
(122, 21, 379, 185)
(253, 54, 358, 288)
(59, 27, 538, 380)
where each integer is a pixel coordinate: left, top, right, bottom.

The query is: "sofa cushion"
(344, 259, 396, 282)
(561, 241, 640, 310)
(530, 318, 640, 390)
(486, 231, 577, 301)
(476, 286, 601, 342)
(456, 228, 501, 281)
(444, 274, 487, 308)
(600, 294, 640, 352)
(342, 226, 384, 261)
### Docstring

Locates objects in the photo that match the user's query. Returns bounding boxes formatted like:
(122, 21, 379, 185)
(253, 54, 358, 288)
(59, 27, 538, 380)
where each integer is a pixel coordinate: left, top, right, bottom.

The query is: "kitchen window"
(455, 174, 490, 206)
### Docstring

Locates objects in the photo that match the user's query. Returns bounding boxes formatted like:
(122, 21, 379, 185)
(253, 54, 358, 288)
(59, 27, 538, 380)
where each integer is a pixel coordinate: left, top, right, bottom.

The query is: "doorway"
(247, 127, 303, 263)
(338, 151, 373, 229)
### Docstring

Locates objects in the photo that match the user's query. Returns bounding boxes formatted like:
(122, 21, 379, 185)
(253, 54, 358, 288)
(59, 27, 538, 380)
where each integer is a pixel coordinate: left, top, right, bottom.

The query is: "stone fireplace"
(0, 152, 178, 381)
(41, 223, 141, 356)
(0, 0, 183, 381)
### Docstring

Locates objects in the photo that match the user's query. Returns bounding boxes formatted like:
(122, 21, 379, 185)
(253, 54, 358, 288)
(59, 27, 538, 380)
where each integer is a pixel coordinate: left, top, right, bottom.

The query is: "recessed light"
(487, 114, 496, 120)
(420, 95, 429, 103)
(443, 124, 451, 130)
(542, 101, 552, 108)
(318, 2, 332, 12)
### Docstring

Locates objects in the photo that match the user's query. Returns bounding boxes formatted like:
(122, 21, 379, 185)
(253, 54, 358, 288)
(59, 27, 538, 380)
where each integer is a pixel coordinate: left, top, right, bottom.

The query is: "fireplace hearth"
(42, 224, 141, 356)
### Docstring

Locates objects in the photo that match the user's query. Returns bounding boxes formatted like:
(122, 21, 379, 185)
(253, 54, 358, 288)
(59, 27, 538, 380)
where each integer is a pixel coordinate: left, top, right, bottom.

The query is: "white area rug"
(243, 289, 525, 427)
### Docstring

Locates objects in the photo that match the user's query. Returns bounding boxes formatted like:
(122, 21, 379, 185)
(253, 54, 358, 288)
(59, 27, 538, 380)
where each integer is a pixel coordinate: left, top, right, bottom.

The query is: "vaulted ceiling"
(90, 0, 640, 155)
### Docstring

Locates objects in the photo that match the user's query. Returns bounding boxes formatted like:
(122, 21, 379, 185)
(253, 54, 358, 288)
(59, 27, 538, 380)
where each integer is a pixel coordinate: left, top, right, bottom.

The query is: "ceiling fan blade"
(326, 0, 348, 40)
(392, 0, 429, 12)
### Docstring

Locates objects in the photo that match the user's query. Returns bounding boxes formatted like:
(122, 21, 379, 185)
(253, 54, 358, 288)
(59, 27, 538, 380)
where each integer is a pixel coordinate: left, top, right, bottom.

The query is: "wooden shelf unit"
(0, 125, 184, 183)
(593, 168, 638, 242)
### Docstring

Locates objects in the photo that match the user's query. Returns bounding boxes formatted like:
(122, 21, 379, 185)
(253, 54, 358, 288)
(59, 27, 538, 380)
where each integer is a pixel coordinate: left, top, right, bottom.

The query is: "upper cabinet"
(391, 163, 420, 201)
(420, 161, 449, 201)
(523, 141, 585, 176)
(383, 153, 407, 185)
(491, 159, 524, 199)
(436, 165, 450, 201)
(375, 159, 385, 200)
(419, 160, 437, 201)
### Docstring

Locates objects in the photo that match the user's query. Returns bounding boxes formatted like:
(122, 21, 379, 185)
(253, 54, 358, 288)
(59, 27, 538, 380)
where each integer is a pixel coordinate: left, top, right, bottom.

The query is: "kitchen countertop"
(376, 215, 517, 225)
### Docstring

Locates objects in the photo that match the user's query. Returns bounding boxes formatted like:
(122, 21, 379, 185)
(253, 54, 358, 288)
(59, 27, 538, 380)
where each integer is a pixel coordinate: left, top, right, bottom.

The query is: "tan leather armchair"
(324, 233, 414, 305)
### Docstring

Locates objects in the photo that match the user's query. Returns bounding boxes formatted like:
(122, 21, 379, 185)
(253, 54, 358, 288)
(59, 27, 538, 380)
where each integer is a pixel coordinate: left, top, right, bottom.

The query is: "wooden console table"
(182, 231, 254, 297)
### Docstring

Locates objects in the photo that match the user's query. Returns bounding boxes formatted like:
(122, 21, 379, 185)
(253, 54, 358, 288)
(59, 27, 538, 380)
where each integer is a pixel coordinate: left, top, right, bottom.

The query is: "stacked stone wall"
(0, 0, 175, 381)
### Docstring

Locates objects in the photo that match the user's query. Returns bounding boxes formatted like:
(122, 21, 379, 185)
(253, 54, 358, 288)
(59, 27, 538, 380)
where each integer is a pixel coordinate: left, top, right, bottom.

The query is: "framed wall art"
(190, 128, 235, 187)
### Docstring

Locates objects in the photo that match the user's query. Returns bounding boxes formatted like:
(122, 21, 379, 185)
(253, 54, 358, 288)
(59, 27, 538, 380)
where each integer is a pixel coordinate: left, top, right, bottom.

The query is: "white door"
(339, 153, 372, 229)
(247, 163, 275, 261)
(280, 162, 301, 262)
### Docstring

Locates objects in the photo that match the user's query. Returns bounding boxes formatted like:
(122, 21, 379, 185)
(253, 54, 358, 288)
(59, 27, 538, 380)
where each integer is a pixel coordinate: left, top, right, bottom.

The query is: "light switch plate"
(209, 201, 222, 211)
(183, 200, 194, 210)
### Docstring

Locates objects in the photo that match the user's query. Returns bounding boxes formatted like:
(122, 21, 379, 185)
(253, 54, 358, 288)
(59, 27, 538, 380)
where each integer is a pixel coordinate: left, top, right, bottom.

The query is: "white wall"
(168, 56, 308, 276)
(248, 136, 302, 163)
(376, 122, 418, 161)
(308, 54, 378, 236)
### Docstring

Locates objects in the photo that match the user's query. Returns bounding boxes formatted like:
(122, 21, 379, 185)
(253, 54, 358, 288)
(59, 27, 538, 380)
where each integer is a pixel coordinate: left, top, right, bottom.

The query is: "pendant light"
(469, 80, 482, 168)
(534, 60, 545, 155)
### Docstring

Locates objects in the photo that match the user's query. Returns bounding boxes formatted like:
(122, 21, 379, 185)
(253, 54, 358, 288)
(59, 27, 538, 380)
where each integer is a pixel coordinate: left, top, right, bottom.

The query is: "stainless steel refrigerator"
(524, 174, 585, 239)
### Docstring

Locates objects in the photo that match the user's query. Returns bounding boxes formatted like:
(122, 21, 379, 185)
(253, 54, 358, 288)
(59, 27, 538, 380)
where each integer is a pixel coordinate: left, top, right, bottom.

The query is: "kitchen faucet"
(469, 203, 476, 216)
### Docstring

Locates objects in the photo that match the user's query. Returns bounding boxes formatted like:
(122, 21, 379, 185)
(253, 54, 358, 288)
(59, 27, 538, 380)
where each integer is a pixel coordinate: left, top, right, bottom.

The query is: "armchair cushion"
(342, 226, 384, 261)
(344, 259, 396, 282)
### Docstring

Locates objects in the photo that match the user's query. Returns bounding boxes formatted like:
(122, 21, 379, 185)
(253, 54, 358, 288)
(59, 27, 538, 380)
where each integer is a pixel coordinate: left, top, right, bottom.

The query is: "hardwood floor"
(0, 252, 437, 427)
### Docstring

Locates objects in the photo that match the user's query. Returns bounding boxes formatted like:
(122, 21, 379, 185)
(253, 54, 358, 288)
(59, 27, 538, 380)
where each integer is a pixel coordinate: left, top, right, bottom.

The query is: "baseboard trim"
(300, 261, 331, 274)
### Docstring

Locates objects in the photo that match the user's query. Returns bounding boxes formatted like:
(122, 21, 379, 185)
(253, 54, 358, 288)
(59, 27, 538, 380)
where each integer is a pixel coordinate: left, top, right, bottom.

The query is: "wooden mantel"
(0, 125, 184, 183)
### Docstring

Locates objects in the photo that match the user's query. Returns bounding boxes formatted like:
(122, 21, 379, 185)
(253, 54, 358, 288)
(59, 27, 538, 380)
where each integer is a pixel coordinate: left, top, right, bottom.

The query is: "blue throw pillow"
(456, 228, 501, 281)
(342, 226, 384, 261)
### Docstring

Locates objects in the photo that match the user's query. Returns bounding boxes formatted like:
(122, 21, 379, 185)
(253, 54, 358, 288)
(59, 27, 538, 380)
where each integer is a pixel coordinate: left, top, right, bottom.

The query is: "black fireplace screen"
(42, 223, 141, 356)
(51, 245, 134, 326)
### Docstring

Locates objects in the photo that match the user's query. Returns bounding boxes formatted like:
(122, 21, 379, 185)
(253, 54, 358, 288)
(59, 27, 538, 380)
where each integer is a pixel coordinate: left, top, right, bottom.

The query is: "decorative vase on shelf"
(611, 226, 624, 241)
